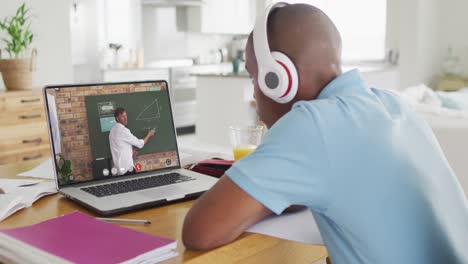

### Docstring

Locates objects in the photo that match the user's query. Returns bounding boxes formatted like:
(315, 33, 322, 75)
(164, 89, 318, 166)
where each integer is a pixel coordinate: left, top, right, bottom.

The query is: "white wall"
(386, 0, 440, 89)
(71, 0, 101, 83)
(103, 0, 142, 57)
(386, 0, 468, 89)
(142, 7, 187, 61)
(438, 0, 468, 76)
(0, 0, 73, 90)
(72, 0, 143, 83)
(416, 0, 442, 87)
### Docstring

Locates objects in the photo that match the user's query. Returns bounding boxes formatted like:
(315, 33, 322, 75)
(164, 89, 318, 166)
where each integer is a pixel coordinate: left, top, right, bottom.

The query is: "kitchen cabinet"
(169, 67, 197, 130)
(170, 63, 234, 131)
(180, 0, 256, 34)
(195, 74, 257, 147)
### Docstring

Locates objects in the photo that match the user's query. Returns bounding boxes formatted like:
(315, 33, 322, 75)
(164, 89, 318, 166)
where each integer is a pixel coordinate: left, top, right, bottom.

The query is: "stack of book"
(0, 211, 177, 263)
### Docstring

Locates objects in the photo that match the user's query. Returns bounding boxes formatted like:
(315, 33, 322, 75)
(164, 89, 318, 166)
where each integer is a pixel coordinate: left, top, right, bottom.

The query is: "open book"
(0, 180, 57, 222)
(0, 211, 177, 264)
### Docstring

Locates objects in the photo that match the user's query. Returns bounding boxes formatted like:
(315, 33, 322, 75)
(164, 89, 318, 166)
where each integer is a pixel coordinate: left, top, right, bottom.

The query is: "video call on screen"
(46, 82, 179, 186)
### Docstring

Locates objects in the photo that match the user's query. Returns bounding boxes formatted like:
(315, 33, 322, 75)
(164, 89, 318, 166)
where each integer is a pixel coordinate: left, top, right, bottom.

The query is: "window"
(269, 0, 387, 62)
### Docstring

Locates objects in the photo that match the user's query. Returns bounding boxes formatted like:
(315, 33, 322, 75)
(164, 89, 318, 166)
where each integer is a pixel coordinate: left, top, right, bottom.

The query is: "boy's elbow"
(182, 217, 237, 250)
(182, 225, 219, 250)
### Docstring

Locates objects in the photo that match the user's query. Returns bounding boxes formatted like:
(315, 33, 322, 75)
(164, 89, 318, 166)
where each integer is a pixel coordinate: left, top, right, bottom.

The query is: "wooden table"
(0, 161, 328, 263)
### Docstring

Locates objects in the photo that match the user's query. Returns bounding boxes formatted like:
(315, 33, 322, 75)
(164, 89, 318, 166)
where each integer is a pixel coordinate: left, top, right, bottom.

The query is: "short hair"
(114, 107, 126, 118)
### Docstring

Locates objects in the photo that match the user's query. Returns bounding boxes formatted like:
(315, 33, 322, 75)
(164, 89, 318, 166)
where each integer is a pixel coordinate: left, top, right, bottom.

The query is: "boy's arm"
(182, 175, 272, 250)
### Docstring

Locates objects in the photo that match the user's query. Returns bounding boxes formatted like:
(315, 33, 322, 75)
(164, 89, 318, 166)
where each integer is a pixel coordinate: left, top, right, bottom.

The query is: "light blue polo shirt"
(226, 70, 468, 264)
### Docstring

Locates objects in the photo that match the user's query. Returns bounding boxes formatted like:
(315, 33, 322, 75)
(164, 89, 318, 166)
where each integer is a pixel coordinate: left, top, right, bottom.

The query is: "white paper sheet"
(17, 158, 55, 179)
(179, 152, 194, 167)
(178, 146, 232, 167)
(0, 179, 43, 194)
(247, 209, 323, 245)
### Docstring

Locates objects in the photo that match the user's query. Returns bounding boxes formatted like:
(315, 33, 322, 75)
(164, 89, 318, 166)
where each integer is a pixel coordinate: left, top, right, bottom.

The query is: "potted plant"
(0, 3, 36, 91)
(56, 154, 73, 185)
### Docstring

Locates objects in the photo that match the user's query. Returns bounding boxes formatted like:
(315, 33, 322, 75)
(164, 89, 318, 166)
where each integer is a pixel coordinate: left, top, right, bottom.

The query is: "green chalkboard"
(85, 90, 177, 159)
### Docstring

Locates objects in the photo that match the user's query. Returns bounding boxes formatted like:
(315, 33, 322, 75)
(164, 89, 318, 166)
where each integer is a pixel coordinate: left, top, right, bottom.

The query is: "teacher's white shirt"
(109, 123, 144, 175)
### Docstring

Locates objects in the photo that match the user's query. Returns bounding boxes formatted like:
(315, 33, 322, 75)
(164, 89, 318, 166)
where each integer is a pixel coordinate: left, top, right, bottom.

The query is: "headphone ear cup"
(270, 51, 299, 103)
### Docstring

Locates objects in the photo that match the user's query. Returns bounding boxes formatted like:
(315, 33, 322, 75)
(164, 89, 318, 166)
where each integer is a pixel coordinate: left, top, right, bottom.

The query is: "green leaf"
(15, 5, 21, 18)
(7, 26, 14, 36)
(20, 4, 25, 18)
(0, 3, 34, 58)
(63, 160, 72, 176)
(23, 29, 29, 40)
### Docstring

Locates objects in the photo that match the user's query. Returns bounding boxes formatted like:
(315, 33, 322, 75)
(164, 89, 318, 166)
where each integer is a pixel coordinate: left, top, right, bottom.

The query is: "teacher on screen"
(109, 107, 156, 175)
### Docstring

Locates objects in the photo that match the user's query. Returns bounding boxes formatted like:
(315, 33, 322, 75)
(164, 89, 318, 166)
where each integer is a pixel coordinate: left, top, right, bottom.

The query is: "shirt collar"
(317, 69, 366, 99)
(115, 122, 125, 129)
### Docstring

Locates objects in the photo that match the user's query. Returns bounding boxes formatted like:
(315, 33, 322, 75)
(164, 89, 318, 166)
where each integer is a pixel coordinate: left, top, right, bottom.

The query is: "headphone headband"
(252, 2, 299, 104)
(253, 2, 287, 70)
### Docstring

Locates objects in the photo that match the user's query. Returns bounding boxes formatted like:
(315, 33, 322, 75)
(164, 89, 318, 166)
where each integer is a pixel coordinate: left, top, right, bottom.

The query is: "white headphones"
(253, 2, 299, 104)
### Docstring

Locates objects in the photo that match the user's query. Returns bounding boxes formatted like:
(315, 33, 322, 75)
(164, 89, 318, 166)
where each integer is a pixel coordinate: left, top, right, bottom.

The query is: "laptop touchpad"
(140, 185, 188, 201)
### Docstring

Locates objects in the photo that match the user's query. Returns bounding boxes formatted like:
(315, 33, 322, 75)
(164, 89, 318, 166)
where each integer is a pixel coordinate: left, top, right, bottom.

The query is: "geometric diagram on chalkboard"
(136, 99, 161, 121)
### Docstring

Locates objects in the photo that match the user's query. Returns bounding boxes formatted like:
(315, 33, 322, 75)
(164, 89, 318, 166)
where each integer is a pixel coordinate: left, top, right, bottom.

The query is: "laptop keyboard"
(81, 172, 195, 198)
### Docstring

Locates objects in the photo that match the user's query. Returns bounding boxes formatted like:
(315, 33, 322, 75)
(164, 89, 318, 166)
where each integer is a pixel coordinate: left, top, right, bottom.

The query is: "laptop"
(43, 80, 218, 215)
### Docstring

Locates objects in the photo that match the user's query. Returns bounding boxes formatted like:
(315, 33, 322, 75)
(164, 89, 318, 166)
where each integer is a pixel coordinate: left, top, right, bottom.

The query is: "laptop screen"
(44, 81, 180, 187)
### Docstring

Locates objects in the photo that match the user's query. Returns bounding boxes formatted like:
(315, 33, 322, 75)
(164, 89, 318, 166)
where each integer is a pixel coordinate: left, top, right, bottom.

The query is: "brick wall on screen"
(135, 150, 179, 172)
(55, 82, 167, 182)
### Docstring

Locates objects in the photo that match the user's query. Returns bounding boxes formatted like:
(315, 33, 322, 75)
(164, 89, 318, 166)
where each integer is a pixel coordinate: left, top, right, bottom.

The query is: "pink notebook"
(0, 211, 177, 263)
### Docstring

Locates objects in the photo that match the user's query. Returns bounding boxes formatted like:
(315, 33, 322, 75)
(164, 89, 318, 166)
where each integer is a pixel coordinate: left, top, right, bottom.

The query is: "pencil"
(96, 217, 151, 225)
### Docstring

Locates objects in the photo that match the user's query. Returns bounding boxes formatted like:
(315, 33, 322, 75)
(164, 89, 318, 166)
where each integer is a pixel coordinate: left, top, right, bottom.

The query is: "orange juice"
(233, 144, 257, 160)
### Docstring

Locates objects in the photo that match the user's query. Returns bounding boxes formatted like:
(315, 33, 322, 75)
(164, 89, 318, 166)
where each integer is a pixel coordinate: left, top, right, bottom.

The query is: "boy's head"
(114, 107, 128, 126)
(246, 3, 342, 128)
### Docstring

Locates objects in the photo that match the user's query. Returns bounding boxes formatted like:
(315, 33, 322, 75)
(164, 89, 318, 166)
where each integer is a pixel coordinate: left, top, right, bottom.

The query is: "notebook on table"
(0, 180, 57, 222)
(43, 81, 218, 215)
(0, 211, 177, 264)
